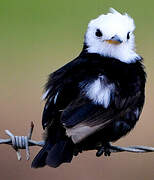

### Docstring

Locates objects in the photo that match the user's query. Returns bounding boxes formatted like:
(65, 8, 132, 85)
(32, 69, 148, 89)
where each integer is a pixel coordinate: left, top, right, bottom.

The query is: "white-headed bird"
(32, 8, 146, 168)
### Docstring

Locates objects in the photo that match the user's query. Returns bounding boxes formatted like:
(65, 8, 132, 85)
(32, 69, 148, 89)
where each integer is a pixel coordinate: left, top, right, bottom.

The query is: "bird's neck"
(82, 44, 142, 64)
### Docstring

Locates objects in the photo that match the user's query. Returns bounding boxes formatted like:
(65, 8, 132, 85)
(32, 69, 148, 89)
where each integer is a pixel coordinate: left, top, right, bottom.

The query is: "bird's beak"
(105, 35, 123, 45)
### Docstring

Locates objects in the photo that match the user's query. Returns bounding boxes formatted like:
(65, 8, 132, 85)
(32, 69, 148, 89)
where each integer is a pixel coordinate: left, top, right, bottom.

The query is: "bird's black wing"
(42, 54, 102, 129)
(42, 53, 146, 141)
(61, 96, 116, 127)
(60, 90, 143, 144)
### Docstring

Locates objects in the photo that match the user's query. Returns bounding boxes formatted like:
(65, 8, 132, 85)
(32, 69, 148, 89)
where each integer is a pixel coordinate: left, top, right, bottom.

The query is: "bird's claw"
(104, 148, 111, 156)
(96, 143, 111, 157)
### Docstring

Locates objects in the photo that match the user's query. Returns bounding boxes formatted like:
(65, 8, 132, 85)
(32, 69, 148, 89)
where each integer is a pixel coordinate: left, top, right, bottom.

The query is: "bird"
(32, 8, 146, 168)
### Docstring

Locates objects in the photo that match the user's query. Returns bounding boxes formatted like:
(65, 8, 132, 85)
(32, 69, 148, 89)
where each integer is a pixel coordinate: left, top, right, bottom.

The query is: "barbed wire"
(0, 122, 154, 160)
(0, 122, 44, 160)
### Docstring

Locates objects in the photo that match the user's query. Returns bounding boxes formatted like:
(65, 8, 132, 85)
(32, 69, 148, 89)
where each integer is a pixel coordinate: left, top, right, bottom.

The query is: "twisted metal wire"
(0, 122, 44, 160)
(0, 122, 154, 161)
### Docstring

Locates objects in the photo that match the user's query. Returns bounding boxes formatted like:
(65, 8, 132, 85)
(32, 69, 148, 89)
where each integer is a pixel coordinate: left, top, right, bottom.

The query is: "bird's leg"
(96, 142, 111, 157)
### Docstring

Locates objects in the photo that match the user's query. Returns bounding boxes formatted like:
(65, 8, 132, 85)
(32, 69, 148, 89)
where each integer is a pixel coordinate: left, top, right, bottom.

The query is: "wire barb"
(0, 122, 154, 161)
(0, 122, 44, 160)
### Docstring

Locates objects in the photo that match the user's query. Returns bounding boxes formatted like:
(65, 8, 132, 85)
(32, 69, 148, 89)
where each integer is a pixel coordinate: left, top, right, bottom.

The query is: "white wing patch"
(66, 123, 103, 144)
(84, 76, 115, 108)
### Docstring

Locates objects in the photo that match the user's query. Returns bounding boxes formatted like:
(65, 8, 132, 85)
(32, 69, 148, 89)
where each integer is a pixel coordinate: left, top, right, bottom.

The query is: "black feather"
(32, 50, 146, 168)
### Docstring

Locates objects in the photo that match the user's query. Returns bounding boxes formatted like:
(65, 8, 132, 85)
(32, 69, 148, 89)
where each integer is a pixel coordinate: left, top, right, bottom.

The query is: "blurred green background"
(0, 0, 154, 179)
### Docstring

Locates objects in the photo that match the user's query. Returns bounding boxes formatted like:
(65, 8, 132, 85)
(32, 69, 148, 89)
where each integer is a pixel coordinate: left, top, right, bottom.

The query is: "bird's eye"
(95, 29, 103, 37)
(127, 32, 130, 40)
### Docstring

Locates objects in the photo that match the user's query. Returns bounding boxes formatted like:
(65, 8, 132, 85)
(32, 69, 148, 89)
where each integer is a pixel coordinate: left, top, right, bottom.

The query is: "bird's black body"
(32, 50, 146, 168)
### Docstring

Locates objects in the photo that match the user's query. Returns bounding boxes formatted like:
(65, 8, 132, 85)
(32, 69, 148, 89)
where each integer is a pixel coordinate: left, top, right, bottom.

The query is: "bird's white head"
(84, 8, 141, 63)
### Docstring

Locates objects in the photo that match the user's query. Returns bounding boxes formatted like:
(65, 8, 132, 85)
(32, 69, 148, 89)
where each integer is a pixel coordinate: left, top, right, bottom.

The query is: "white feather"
(42, 89, 50, 100)
(109, 8, 121, 14)
(85, 8, 140, 63)
(83, 76, 115, 108)
(42, 89, 59, 105)
(54, 92, 59, 104)
(66, 124, 103, 144)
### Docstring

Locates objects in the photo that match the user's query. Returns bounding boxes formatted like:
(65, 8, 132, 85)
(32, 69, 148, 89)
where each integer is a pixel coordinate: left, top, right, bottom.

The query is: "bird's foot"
(96, 143, 111, 157)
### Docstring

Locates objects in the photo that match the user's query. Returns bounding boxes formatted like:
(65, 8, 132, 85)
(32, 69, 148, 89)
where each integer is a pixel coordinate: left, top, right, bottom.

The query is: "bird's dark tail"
(31, 138, 74, 168)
